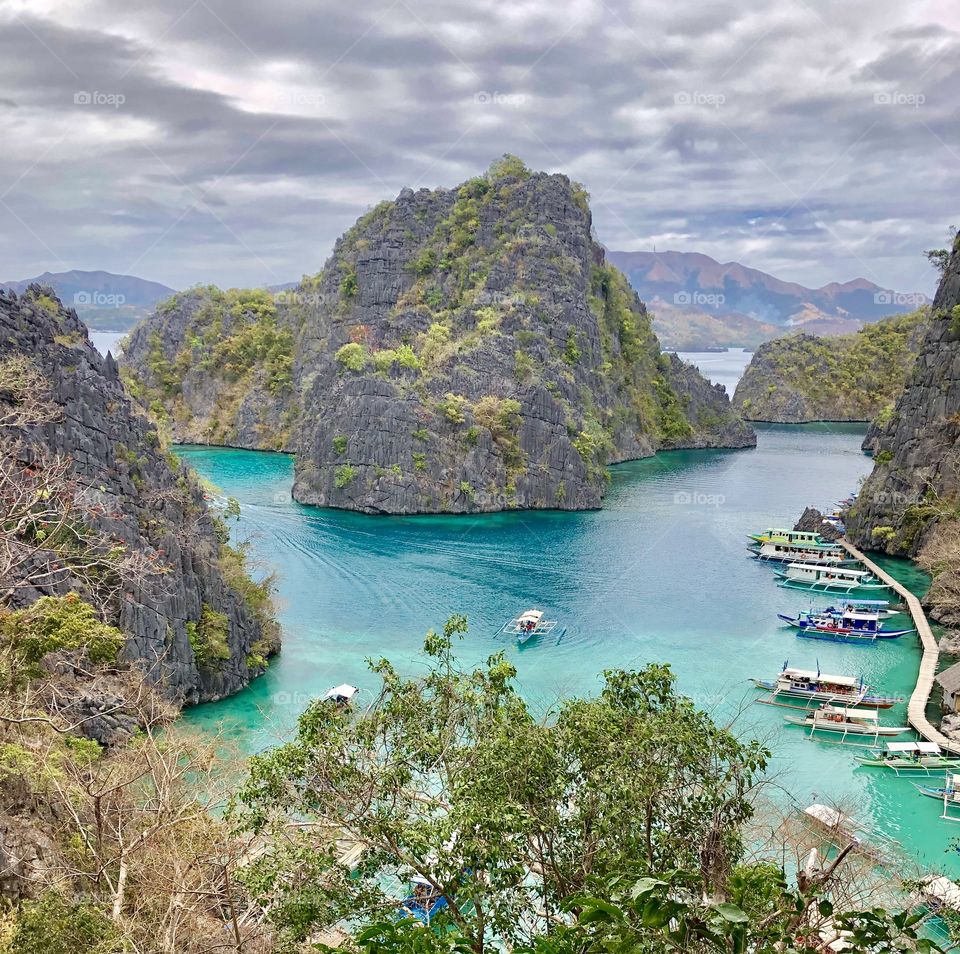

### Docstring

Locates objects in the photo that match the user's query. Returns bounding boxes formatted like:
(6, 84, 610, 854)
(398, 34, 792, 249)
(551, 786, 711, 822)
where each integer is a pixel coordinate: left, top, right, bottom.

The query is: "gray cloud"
(0, 0, 956, 293)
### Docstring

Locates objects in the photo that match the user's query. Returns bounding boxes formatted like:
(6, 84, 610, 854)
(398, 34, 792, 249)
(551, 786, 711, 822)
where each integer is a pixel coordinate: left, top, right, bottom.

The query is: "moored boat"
(774, 563, 889, 593)
(784, 703, 908, 740)
(751, 664, 897, 708)
(916, 772, 960, 820)
(749, 527, 825, 546)
(856, 741, 960, 774)
(751, 541, 858, 567)
(820, 598, 899, 619)
(777, 608, 914, 643)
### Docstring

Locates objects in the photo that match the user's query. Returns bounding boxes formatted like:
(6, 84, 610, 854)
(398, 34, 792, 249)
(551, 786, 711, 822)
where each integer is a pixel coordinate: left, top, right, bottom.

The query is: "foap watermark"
(673, 490, 725, 508)
(273, 289, 324, 308)
(870, 490, 923, 507)
(74, 90, 125, 109)
(874, 290, 927, 307)
(278, 90, 326, 110)
(473, 91, 526, 109)
(874, 91, 925, 108)
(674, 291, 725, 308)
(74, 291, 126, 308)
(674, 90, 725, 108)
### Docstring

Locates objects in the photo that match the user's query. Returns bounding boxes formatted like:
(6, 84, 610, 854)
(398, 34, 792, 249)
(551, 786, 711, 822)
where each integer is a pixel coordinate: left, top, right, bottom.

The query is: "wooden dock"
(839, 540, 960, 755)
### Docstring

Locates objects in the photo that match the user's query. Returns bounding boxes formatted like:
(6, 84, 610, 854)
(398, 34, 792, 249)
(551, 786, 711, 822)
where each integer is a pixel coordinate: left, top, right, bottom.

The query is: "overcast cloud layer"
(0, 0, 956, 292)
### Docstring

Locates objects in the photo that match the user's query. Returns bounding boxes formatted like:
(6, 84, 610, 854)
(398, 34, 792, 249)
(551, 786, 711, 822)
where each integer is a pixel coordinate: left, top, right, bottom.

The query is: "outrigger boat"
(775, 563, 889, 593)
(397, 875, 451, 926)
(751, 663, 898, 708)
(799, 803, 899, 865)
(749, 528, 825, 546)
(916, 772, 960, 820)
(784, 703, 908, 741)
(751, 541, 858, 567)
(856, 741, 960, 774)
(497, 609, 563, 645)
(820, 598, 900, 619)
(777, 608, 914, 643)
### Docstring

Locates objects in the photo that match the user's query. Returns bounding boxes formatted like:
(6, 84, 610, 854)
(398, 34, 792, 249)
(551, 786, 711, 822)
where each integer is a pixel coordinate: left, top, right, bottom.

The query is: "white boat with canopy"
(775, 563, 889, 593)
(784, 703, 908, 743)
(856, 741, 960, 774)
(497, 608, 564, 644)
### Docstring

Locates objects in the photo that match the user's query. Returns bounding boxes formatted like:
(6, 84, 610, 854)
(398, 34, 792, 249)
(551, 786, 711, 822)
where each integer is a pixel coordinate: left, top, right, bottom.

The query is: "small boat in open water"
(775, 563, 889, 593)
(778, 607, 914, 643)
(497, 609, 564, 644)
(751, 664, 898, 708)
(784, 703, 908, 741)
(857, 741, 960, 774)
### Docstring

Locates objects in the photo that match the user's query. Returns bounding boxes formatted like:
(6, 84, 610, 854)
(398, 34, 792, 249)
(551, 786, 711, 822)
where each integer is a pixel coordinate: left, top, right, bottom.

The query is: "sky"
(0, 0, 957, 294)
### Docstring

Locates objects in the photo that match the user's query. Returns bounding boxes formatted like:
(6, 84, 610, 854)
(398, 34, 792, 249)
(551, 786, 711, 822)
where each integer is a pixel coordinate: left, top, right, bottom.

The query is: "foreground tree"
(234, 617, 771, 951)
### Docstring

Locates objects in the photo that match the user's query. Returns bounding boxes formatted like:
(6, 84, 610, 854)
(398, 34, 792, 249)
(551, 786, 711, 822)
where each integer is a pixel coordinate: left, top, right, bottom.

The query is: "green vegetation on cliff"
(732, 309, 928, 422)
(122, 286, 297, 450)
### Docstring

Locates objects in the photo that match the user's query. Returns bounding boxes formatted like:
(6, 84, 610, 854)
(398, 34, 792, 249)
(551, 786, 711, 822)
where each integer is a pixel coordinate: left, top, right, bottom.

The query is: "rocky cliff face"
(1, 286, 279, 703)
(122, 286, 298, 451)
(123, 158, 754, 514)
(846, 237, 960, 623)
(731, 310, 928, 423)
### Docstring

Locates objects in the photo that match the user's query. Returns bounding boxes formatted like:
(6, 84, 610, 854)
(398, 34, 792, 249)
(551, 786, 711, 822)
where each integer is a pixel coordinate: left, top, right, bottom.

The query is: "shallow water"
(178, 424, 959, 877)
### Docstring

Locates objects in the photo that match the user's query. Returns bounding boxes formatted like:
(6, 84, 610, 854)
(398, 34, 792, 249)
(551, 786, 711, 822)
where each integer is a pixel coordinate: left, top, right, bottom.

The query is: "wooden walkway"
(839, 540, 960, 755)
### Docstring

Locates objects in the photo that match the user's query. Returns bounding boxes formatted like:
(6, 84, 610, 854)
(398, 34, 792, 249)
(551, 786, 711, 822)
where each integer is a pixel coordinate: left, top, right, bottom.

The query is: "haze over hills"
(1, 269, 176, 330)
(607, 250, 931, 350)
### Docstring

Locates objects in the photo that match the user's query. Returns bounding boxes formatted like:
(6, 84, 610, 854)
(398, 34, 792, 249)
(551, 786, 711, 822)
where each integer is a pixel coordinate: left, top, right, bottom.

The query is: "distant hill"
(607, 250, 930, 349)
(1, 270, 175, 330)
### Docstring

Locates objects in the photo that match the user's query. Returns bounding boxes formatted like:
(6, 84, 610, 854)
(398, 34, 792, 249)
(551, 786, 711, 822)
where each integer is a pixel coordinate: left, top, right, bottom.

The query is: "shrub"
(332, 435, 348, 456)
(335, 342, 367, 372)
(334, 464, 357, 489)
(413, 452, 427, 472)
(412, 427, 430, 441)
(413, 249, 437, 276)
(514, 349, 535, 381)
(563, 328, 581, 365)
(186, 604, 231, 669)
(340, 268, 358, 299)
(436, 393, 468, 426)
(0, 595, 124, 673)
(9, 891, 123, 954)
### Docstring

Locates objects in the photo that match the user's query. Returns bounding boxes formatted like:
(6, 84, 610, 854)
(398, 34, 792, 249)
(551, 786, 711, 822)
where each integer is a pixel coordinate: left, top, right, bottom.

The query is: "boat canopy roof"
(804, 803, 850, 828)
(517, 609, 543, 622)
(782, 667, 858, 687)
(886, 741, 921, 753)
(921, 875, 960, 909)
(840, 611, 881, 621)
(788, 564, 867, 578)
(918, 742, 943, 754)
(323, 684, 359, 701)
(835, 599, 890, 607)
(820, 705, 878, 720)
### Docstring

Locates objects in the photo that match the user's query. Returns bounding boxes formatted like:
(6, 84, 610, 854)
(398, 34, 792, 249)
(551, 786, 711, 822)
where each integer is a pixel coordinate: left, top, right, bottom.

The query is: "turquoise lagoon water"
(178, 425, 958, 878)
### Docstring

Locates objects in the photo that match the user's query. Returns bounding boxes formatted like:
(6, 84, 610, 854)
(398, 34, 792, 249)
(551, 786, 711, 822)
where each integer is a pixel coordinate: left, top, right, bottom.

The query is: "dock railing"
(839, 540, 960, 755)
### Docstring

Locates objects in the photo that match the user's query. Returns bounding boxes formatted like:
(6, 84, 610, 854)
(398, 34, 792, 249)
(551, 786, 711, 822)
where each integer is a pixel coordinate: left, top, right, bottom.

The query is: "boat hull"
(784, 716, 907, 736)
(777, 614, 911, 643)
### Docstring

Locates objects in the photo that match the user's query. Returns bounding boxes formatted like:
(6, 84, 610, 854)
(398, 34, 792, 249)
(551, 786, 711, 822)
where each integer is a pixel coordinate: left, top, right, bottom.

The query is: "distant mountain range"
(606, 250, 930, 350)
(3, 256, 931, 348)
(1, 270, 175, 330)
